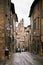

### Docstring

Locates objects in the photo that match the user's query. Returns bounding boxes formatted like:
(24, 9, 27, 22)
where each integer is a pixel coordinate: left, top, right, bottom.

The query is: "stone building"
(29, 0, 43, 55)
(16, 18, 25, 48)
(24, 25, 31, 51)
(10, 3, 18, 52)
(0, 0, 18, 64)
(0, 0, 11, 64)
(13, 13, 18, 52)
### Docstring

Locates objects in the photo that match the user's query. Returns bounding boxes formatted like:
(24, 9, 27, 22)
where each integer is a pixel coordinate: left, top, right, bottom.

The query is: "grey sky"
(11, 0, 34, 27)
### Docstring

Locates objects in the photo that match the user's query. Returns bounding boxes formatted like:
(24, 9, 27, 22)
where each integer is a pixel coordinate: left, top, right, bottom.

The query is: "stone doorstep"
(6, 60, 10, 65)
(0, 60, 5, 65)
(6, 59, 11, 65)
(6, 55, 11, 65)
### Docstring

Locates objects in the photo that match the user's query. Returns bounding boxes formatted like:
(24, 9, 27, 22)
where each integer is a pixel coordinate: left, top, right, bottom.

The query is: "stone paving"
(6, 52, 43, 65)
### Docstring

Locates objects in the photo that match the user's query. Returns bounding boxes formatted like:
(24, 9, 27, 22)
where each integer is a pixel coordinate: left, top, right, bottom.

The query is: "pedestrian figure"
(5, 47, 9, 59)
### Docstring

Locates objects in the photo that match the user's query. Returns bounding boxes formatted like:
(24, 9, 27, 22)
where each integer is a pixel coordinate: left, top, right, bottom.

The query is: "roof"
(11, 3, 15, 14)
(11, 3, 18, 22)
(24, 27, 27, 29)
(27, 25, 31, 27)
(14, 13, 18, 22)
(29, 0, 39, 17)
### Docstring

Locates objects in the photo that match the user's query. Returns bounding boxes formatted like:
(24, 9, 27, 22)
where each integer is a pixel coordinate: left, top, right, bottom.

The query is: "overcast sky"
(11, 0, 34, 27)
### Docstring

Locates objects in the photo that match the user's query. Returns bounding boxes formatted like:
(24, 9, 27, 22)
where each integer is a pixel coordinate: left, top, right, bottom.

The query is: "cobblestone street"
(6, 52, 43, 65)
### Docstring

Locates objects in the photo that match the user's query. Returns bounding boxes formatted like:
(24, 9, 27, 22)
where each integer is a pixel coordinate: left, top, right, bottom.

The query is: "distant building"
(16, 18, 25, 48)
(29, 0, 43, 55)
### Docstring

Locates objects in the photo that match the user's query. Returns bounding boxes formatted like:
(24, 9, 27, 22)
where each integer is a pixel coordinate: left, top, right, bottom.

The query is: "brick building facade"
(0, 0, 18, 63)
(29, 0, 43, 55)
(0, 0, 11, 63)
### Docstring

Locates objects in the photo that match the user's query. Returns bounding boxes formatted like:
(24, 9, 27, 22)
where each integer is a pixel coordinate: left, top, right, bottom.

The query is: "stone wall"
(0, 0, 5, 60)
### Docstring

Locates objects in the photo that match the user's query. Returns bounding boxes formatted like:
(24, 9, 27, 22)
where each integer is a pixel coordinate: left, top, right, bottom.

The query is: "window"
(39, 0, 43, 18)
(33, 21, 36, 30)
(41, 18, 43, 35)
(36, 17, 40, 30)
(41, 0, 43, 9)
(33, 17, 40, 31)
(41, 9, 43, 18)
(8, 0, 10, 6)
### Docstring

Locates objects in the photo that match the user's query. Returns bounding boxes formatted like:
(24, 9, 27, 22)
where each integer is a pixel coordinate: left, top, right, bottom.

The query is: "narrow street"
(0, 0, 43, 65)
(6, 52, 43, 65)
